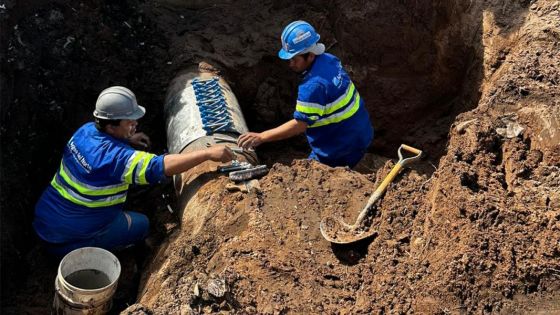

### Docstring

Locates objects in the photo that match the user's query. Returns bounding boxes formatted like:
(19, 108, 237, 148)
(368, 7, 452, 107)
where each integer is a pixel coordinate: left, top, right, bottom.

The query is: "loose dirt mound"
(136, 135, 558, 314)
(136, 159, 424, 314)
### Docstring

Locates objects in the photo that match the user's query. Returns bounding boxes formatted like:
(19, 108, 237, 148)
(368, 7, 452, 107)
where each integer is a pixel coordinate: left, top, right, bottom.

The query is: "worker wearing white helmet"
(33, 86, 234, 257)
(238, 21, 374, 168)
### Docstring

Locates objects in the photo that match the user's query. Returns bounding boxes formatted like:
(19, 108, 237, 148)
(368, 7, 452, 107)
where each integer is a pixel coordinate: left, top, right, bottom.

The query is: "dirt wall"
(1, 0, 173, 308)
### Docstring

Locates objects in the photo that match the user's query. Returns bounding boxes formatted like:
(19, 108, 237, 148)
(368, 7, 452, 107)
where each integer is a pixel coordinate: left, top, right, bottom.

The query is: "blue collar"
(300, 55, 320, 80)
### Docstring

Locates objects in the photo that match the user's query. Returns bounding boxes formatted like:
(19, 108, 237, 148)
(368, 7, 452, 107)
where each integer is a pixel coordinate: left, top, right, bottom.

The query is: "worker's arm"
(163, 145, 234, 176)
(238, 119, 307, 149)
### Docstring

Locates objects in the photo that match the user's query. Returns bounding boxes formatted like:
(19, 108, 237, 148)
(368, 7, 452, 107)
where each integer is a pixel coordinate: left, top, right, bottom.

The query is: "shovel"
(320, 144, 423, 244)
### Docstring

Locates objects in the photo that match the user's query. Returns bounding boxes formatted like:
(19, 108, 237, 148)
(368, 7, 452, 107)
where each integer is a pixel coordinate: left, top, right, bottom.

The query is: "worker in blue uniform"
(33, 86, 234, 257)
(238, 20, 373, 168)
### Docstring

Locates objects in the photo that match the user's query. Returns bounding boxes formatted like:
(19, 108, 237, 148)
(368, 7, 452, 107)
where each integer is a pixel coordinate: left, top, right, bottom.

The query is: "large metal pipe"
(165, 62, 252, 155)
(137, 63, 258, 305)
(163, 61, 257, 216)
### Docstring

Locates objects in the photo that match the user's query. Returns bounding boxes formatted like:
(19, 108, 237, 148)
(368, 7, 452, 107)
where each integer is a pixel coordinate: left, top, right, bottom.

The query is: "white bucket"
(53, 247, 121, 315)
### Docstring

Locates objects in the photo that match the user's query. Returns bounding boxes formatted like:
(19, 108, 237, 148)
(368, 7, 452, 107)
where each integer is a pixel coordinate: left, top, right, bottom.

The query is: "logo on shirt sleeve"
(332, 76, 342, 88)
(332, 62, 344, 88)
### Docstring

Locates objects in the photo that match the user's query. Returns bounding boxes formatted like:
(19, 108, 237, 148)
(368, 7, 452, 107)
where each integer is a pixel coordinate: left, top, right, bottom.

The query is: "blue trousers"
(309, 148, 366, 168)
(44, 211, 149, 258)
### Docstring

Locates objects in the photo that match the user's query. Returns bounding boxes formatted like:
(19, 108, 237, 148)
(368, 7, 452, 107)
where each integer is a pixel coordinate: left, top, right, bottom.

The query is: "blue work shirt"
(33, 122, 166, 243)
(293, 53, 373, 167)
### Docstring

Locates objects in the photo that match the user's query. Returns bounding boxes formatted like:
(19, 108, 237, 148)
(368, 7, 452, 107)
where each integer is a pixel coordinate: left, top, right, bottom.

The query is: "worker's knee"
(41, 212, 150, 257)
(123, 211, 150, 240)
(91, 211, 150, 251)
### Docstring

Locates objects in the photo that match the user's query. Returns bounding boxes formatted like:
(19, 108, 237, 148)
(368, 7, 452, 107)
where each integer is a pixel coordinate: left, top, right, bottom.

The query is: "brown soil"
(1, 0, 559, 314)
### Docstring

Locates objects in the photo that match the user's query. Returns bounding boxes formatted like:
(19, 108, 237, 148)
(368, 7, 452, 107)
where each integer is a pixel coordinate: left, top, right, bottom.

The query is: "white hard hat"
(93, 86, 146, 120)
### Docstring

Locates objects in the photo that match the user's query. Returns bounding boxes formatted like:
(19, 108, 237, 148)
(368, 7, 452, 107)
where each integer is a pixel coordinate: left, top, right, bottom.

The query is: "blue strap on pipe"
(192, 77, 234, 134)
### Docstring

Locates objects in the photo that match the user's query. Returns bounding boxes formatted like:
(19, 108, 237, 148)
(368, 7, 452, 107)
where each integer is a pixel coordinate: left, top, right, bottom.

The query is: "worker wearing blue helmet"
(238, 21, 374, 168)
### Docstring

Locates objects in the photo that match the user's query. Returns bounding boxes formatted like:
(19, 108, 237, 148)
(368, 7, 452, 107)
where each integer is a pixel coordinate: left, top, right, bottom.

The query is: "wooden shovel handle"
(401, 144, 422, 155)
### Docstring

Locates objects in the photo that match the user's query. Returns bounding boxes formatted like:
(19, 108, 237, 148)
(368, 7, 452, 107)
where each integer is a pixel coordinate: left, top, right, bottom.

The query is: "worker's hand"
(206, 145, 235, 163)
(129, 132, 151, 150)
(238, 132, 264, 149)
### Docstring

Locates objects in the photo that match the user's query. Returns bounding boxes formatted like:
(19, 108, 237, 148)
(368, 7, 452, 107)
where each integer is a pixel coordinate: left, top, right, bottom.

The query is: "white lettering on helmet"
(292, 31, 311, 44)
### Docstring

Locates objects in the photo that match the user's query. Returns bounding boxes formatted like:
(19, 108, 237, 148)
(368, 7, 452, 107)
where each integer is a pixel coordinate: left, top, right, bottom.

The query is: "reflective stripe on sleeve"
(123, 151, 144, 184)
(122, 151, 156, 185)
(296, 100, 324, 115)
(134, 153, 156, 185)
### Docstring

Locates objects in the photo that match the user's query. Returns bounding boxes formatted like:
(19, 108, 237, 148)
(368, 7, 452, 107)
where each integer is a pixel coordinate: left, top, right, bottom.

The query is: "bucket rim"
(58, 247, 121, 293)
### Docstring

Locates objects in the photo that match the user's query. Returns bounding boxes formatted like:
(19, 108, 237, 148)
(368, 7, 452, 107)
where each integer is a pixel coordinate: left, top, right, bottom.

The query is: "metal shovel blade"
(319, 216, 378, 244)
(319, 144, 422, 244)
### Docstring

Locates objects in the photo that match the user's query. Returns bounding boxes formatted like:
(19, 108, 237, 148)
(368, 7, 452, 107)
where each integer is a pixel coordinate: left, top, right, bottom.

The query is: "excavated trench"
(2, 0, 559, 314)
(222, 1, 482, 165)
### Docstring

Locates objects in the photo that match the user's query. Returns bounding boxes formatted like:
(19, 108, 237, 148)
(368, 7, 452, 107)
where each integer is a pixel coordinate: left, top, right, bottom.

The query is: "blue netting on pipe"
(192, 77, 234, 134)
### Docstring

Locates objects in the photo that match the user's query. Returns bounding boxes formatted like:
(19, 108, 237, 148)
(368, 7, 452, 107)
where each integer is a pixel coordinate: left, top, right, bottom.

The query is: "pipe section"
(164, 62, 250, 155)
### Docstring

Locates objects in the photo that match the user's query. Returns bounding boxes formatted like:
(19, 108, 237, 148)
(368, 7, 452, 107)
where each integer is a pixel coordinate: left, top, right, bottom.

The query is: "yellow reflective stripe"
(295, 83, 356, 116)
(296, 102, 324, 115)
(135, 153, 156, 185)
(121, 151, 138, 182)
(58, 163, 128, 196)
(124, 151, 147, 184)
(309, 93, 361, 128)
(324, 83, 355, 115)
(50, 176, 127, 208)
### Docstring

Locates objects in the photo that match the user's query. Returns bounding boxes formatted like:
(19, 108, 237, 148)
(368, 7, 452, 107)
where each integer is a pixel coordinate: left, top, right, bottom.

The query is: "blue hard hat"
(278, 21, 320, 60)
